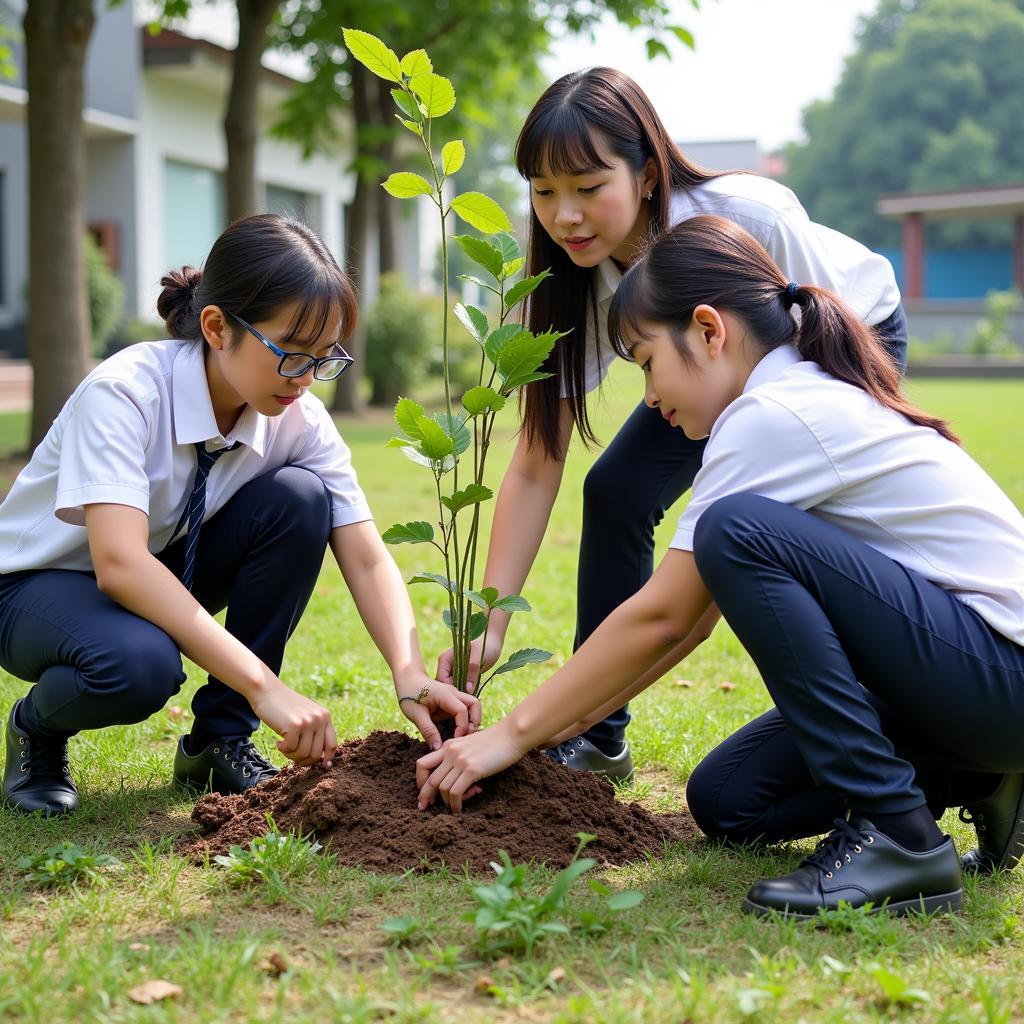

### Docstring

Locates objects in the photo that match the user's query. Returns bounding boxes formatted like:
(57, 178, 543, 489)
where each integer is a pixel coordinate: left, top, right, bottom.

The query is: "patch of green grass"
(1, 370, 1023, 1021)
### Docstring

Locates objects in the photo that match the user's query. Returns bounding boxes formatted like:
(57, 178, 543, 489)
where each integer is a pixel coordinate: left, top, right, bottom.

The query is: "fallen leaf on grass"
(545, 966, 568, 988)
(718, 681, 736, 691)
(127, 943, 150, 953)
(127, 980, 182, 1005)
(263, 952, 288, 977)
(673, 679, 693, 688)
(474, 974, 498, 997)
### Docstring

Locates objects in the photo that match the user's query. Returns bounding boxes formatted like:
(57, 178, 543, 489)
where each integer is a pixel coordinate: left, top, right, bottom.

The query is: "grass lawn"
(2, 369, 1023, 1023)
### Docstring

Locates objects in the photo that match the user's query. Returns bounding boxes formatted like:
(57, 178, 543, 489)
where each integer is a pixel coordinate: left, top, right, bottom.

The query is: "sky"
(169, 0, 881, 153)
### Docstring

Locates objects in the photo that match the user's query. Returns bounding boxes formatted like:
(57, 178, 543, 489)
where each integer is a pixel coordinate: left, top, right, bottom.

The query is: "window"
(265, 184, 309, 223)
(164, 159, 225, 269)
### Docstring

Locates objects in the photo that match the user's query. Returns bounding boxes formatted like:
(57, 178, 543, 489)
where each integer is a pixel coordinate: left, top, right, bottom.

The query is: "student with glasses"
(0, 213, 479, 817)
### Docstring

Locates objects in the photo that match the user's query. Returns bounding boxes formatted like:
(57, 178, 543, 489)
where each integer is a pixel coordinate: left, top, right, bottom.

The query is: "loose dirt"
(182, 730, 698, 874)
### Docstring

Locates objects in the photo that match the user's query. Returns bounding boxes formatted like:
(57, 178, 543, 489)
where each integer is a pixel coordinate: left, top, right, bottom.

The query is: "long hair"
(157, 213, 357, 347)
(608, 215, 958, 443)
(515, 67, 724, 459)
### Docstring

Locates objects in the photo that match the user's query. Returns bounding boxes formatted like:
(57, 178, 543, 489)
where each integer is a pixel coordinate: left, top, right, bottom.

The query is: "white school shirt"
(567, 174, 902, 397)
(0, 339, 372, 574)
(672, 344, 1024, 647)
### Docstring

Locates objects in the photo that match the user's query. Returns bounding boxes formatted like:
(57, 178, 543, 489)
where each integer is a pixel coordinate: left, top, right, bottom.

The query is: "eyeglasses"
(227, 311, 354, 381)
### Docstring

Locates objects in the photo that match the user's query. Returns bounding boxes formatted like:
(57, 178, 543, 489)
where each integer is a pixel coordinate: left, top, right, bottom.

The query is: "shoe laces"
(550, 738, 586, 766)
(958, 806, 986, 835)
(215, 737, 276, 781)
(803, 818, 874, 879)
(20, 732, 72, 784)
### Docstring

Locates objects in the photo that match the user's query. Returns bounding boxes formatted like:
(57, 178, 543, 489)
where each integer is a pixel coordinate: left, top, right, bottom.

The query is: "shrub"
(364, 272, 436, 406)
(85, 233, 125, 358)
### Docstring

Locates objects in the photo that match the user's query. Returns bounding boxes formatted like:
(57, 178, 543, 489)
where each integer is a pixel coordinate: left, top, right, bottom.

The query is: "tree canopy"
(783, 0, 1024, 249)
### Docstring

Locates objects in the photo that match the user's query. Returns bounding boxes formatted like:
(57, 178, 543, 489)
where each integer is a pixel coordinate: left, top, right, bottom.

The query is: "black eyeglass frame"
(227, 311, 354, 381)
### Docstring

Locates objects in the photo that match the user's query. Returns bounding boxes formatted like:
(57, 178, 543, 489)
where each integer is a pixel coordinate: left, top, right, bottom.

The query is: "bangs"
(607, 267, 655, 361)
(279, 266, 357, 347)
(516, 102, 614, 179)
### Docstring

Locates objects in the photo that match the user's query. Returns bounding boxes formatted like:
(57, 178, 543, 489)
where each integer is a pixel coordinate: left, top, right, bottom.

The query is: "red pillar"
(1013, 214, 1024, 293)
(902, 212, 925, 300)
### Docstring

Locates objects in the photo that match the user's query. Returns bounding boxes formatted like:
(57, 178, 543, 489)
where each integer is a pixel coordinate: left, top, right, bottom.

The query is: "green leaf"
(382, 172, 433, 199)
(541, 857, 596, 912)
(441, 483, 493, 513)
(468, 611, 488, 641)
(492, 648, 552, 676)
(491, 594, 530, 613)
(480, 586, 499, 605)
(484, 324, 529, 366)
(456, 274, 500, 295)
(607, 890, 645, 911)
(453, 235, 503, 279)
(462, 386, 505, 415)
(504, 270, 552, 311)
(453, 303, 488, 343)
(408, 572, 455, 592)
(450, 192, 513, 234)
(382, 521, 434, 545)
(394, 397, 425, 440)
(442, 140, 465, 175)
(399, 446, 455, 474)
(670, 24, 696, 49)
(390, 88, 419, 120)
(497, 331, 557, 384)
(494, 232, 520, 262)
(415, 417, 455, 461)
(463, 589, 488, 610)
(342, 29, 401, 83)
(397, 117, 423, 136)
(501, 257, 526, 280)
(588, 879, 611, 896)
(432, 413, 470, 456)
(400, 48, 432, 77)
(646, 37, 671, 61)
(385, 436, 413, 448)
(502, 371, 552, 392)
(409, 72, 455, 118)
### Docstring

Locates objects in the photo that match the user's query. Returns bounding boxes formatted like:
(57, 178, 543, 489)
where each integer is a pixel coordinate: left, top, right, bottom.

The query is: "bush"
(85, 233, 125, 358)
(364, 273, 437, 406)
(969, 289, 1023, 356)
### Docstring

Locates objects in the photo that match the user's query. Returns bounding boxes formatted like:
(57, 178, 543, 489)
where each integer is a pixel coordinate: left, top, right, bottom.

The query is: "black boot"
(545, 736, 634, 781)
(959, 773, 1024, 875)
(3, 699, 79, 816)
(173, 735, 278, 795)
(742, 816, 963, 919)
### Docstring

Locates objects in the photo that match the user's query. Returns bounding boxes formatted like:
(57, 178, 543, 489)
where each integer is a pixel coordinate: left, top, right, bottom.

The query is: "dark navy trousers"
(0, 466, 331, 740)
(578, 305, 909, 749)
(685, 493, 1024, 843)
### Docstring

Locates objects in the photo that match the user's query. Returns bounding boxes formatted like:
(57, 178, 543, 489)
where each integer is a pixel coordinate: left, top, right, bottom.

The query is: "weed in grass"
(380, 915, 422, 944)
(213, 815, 322, 888)
(866, 962, 931, 1006)
(17, 841, 122, 888)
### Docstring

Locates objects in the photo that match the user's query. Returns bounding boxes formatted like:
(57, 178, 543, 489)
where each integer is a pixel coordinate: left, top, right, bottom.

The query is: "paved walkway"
(0, 360, 31, 413)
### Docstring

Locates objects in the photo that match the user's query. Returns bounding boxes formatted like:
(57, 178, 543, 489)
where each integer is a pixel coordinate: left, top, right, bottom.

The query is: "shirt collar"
(742, 343, 803, 394)
(596, 258, 622, 302)
(172, 341, 268, 456)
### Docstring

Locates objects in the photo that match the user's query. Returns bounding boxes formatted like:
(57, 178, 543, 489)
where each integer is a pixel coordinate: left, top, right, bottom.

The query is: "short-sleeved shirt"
(0, 339, 372, 574)
(673, 344, 1024, 646)
(567, 174, 902, 397)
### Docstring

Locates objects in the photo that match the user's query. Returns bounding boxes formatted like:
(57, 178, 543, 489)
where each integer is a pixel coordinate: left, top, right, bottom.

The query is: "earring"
(646, 190, 654, 200)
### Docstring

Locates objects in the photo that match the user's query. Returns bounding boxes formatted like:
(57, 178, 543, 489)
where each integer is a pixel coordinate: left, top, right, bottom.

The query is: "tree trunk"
(24, 0, 95, 451)
(224, 0, 278, 222)
(332, 61, 376, 414)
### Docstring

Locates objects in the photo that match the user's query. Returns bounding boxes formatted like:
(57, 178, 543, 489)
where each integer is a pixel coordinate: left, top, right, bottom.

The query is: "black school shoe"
(959, 773, 1024, 875)
(545, 736, 634, 782)
(742, 816, 963, 920)
(173, 735, 278, 795)
(3, 699, 79, 816)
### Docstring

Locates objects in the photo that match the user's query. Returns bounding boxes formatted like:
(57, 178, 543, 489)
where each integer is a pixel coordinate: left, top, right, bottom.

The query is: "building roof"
(877, 183, 1024, 220)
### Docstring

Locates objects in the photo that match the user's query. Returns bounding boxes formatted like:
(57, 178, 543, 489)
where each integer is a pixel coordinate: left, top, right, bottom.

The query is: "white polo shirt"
(673, 344, 1024, 646)
(0, 339, 372, 574)
(568, 174, 902, 396)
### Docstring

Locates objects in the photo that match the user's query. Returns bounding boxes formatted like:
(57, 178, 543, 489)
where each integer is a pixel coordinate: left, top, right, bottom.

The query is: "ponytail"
(790, 285, 958, 444)
(608, 215, 959, 445)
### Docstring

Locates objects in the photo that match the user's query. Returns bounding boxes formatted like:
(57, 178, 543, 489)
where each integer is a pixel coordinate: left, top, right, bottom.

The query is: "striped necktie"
(177, 441, 240, 592)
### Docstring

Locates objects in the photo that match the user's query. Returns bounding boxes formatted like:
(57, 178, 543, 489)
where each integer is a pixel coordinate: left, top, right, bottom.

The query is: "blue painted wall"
(879, 248, 1013, 299)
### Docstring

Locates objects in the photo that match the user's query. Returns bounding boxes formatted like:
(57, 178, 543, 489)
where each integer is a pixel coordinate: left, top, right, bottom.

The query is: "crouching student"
(1, 213, 479, 817)
(414, 215, 1024, 919)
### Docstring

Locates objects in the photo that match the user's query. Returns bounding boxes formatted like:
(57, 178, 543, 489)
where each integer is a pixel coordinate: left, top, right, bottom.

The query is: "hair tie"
(782, 281, 800, 309)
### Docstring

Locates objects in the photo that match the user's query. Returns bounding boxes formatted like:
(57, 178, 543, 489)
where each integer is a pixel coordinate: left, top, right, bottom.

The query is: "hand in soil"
(249, 682, 337, 767)
(416, 724, 526, 813)
(399, 679, 482, 750)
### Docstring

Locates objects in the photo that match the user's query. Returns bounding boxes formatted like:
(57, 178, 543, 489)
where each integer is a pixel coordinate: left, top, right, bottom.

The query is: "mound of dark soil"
(182, 730, 697, 875)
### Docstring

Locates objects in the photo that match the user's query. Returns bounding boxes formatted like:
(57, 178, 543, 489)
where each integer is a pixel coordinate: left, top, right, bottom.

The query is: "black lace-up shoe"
(545, 736, 634, 782)
(959, 773, 1024, 875)
(3, 699, 78, 816)
(742, 816, 963, 919)
(173, 735, 278, 795)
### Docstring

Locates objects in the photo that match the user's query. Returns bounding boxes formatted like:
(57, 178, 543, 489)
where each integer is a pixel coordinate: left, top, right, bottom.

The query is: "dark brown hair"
(515, 67, 724, 459)
(157, 213, 357, 347)
(608, 215, 958, 443)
